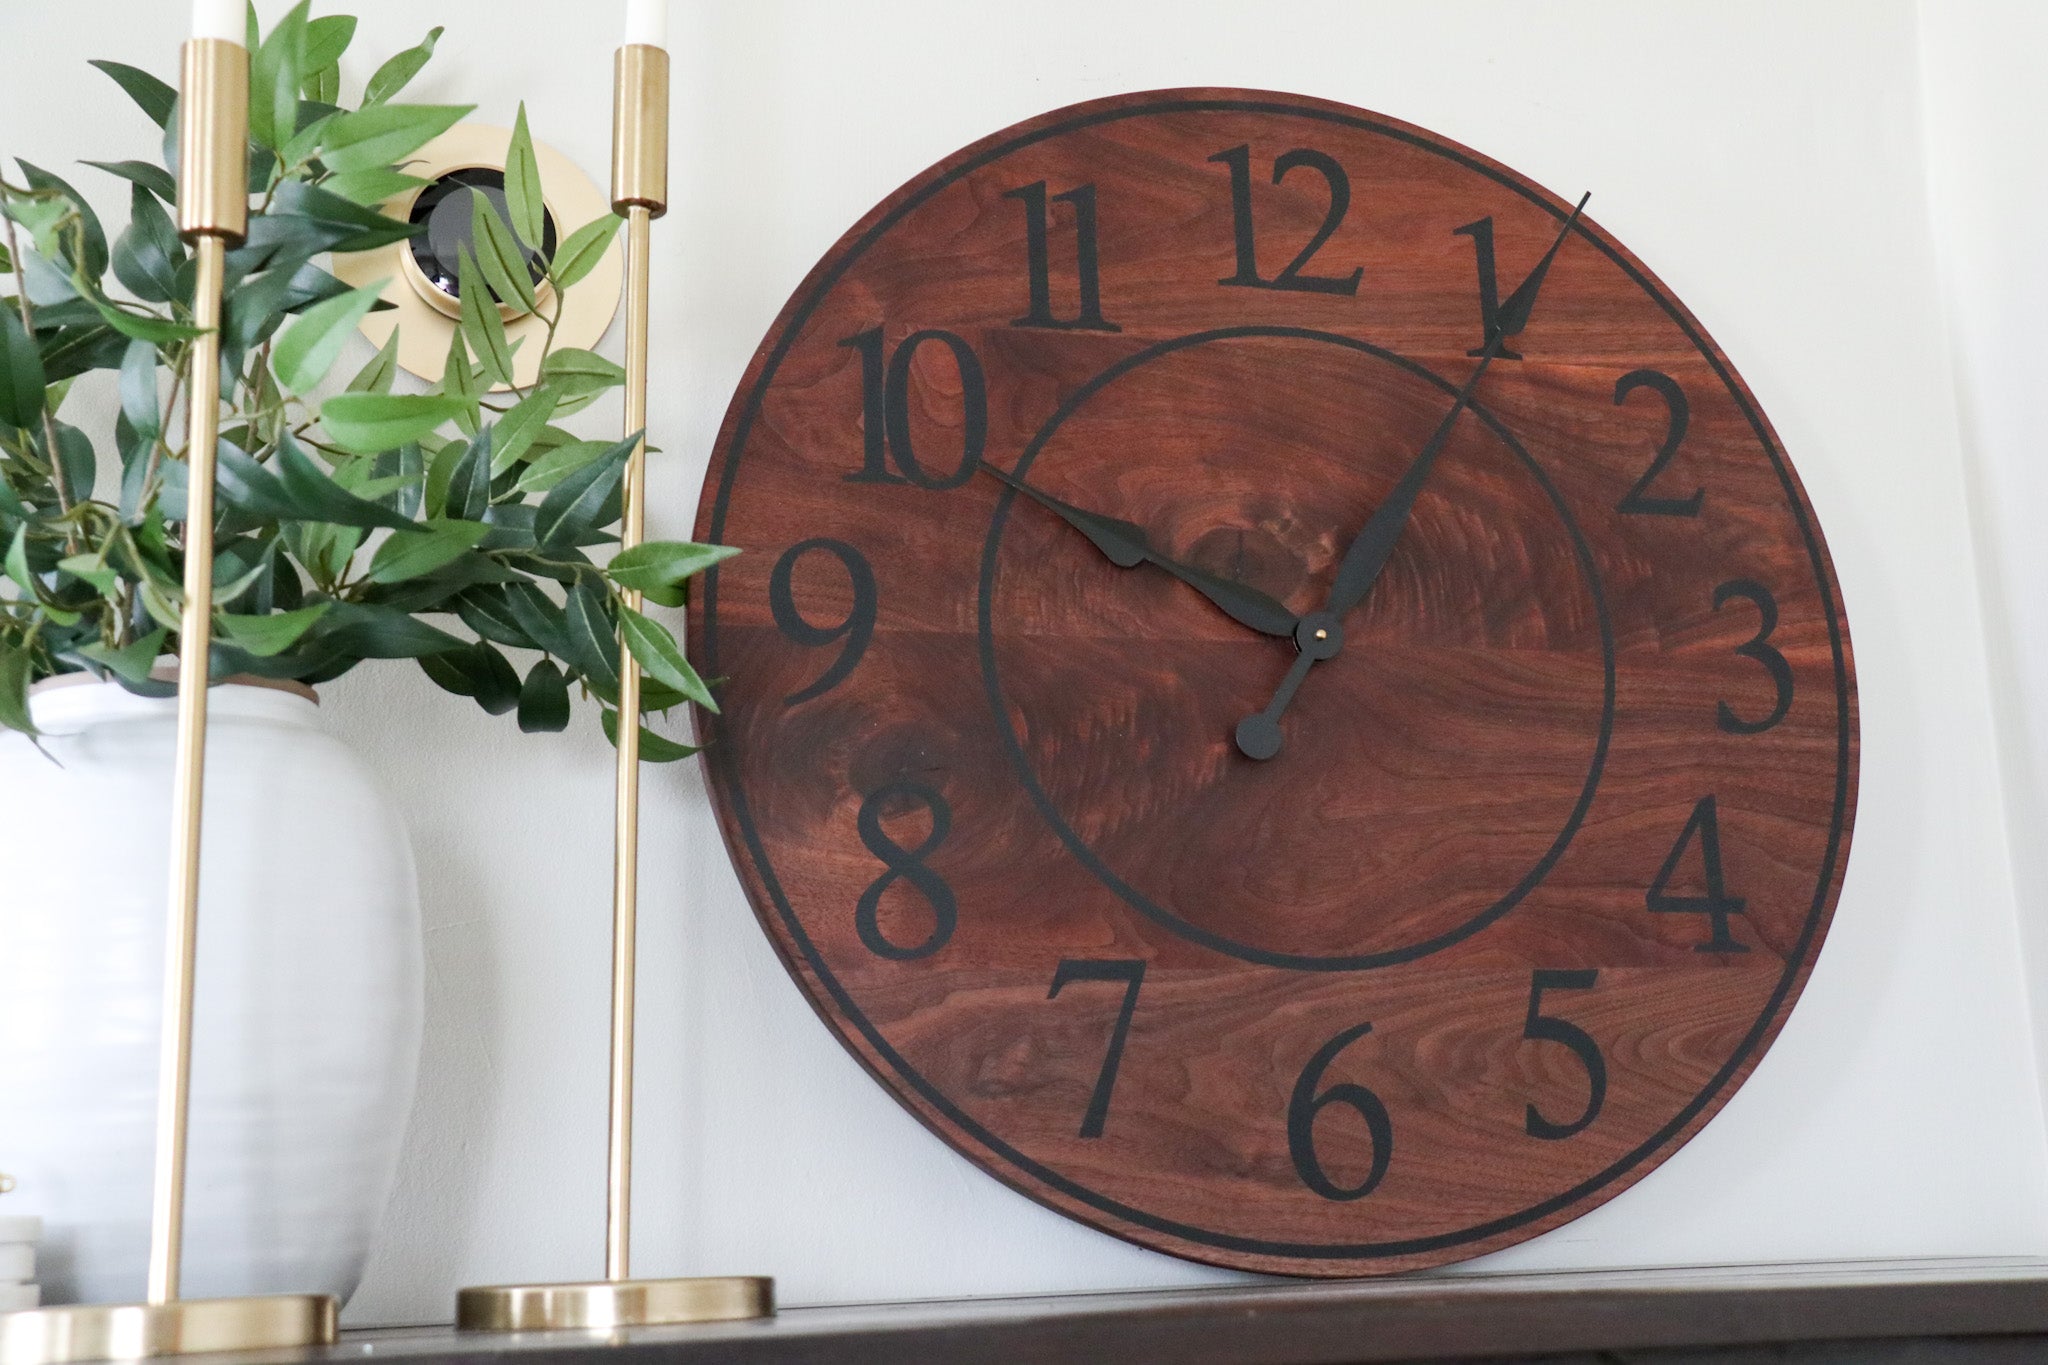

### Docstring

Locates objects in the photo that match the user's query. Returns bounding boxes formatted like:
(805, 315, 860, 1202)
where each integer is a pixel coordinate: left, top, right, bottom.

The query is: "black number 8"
(855, 782, 957, 961)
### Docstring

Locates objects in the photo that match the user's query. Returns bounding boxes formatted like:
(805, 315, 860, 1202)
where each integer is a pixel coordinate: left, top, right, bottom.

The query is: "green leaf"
(512, 438, 607, 494)
(71, 627, 168, 685)
(456, 246, 515, 387)
(504, 103, 545, 251)
(517, 658, 571, 732)
(315, 600, 464, 658)
(322, 167, 428, 209)
(539, 347, 626, 410)
(600, 708, 699, 763)
(273, 280, 387, 391)
(320, 103, 472, 177)
(444, 426, 493, 521)
(346, 329, 402, 395)
(50, 422, 96, 507)
(7, 525, 36, 594)
(56, 553, 117, 594)
(89, 60, 178, 128)
(489, 389, 558, 474)
(363, 25, 443, 106)
(112, 185, 183, 304)
(534, 433, 634, 549)
(84, 159, 178, 206)
(249, 1, 311, 152)
(269, 181, 421, 252)
(621, 605, 716, 710)
(562, 580, 620, 698)
(549, 213, 623, 290)
(0, 306, 47, 430)
(455, 585, 537, 649)
(0, 641, 36, 737)
(303, 15, 357, 72)
(87, 295, 203, 345)
(465, 190, 537, 314)
(321, 392, 470, 456)
(281, 110, 341, 172)
(367, 518, 490, 584)
(419, 639, 521, 714)
(216, 602, 333, 657)
(18, 162, 108, 280)
(274, 434, 415, 528)
(608, 540, 739, 594)
(497, 581, 572, 658)
(436, 324, 480, 433)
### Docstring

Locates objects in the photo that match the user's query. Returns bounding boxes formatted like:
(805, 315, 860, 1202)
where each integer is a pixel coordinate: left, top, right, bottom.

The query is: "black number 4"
(1522, 970, 1606, 1140)
(1647, 795, 1750, 953)
(1047, 959, 1145, 1138)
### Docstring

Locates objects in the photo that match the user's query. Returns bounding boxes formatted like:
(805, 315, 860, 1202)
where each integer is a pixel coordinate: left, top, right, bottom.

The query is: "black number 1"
(1004, 181, 1120, 332)
(1047, 959, 1145, 1138)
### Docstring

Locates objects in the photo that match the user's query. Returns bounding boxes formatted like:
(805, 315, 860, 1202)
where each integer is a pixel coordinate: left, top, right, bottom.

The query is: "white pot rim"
(26, 672, 322, 736)
(30, 670, 319, 703)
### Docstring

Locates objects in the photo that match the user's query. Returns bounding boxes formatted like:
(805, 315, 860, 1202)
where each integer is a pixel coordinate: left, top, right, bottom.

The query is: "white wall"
(4, 0, 2045, 1328)
(1917, 0, 2048, 1133)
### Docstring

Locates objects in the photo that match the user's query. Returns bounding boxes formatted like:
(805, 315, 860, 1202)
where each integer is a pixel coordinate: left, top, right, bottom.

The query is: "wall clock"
(687, 88, 1857, 1276)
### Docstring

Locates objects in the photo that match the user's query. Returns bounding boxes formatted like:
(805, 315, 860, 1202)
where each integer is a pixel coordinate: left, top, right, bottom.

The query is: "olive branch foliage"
(0, 4, 729, 758)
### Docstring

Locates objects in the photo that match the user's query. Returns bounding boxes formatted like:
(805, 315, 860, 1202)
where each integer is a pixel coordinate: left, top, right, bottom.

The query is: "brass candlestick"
(0, 37, 338, 1365)
(454, 44, 772, 1333)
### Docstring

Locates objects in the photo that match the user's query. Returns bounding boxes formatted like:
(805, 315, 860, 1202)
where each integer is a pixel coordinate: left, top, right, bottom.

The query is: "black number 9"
(768, 538, 877, 705)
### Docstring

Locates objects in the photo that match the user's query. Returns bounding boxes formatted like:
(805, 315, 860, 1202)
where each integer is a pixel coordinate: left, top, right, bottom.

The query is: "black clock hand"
(1235, 192, 1589, 761)
(979, 462, 1299, 639)
(1324, 192, 1590, 621)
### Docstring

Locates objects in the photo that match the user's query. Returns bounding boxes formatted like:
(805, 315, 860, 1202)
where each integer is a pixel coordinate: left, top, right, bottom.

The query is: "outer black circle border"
(700, 95, 1855, 1261)
(975, 325, 1618, 971)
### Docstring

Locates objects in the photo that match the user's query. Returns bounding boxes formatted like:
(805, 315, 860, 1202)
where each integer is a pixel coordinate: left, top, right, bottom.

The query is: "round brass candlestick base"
(0, 1295, 337, 1365)
(457, 1277, 773, 1333)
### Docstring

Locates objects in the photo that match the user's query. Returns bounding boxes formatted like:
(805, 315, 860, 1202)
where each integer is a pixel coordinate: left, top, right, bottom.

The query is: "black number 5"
(1522, 970, 1606, 1140)
(1714, 578, 1794, 734)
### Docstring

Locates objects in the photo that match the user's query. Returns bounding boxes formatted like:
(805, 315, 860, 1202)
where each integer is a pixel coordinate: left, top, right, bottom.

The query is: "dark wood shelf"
(260, 1259, 2048, 1364)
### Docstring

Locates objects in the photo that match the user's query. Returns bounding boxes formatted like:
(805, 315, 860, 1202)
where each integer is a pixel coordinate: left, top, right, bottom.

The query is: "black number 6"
(1287, 1022, 1394, 1202)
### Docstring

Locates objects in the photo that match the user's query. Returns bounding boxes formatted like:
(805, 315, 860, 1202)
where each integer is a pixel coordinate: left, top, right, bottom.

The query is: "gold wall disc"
(331, 124, 624, 389)
(455, 1277, 774, 1333)
(0, 1295, 336, 1365)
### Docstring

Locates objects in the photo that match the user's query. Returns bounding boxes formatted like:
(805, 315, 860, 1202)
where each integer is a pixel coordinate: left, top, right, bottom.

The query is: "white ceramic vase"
(0, 678, 422, 1307)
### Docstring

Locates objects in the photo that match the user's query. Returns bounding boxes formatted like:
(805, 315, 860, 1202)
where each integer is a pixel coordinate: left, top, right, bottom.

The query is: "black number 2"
(1004, 181, 1120, 332)
(1613, 369, 1703, 516)
(1046, 959, 1145, 1138)
(1210, 144, 1363, 296)
(1522, 970, 1606, 1140)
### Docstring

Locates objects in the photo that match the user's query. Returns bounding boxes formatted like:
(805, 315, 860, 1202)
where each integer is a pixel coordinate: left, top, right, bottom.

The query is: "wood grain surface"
(687, 89, 1857, 1276)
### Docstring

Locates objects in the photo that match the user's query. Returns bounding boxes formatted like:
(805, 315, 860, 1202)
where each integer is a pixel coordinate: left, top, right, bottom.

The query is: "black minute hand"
(1324, 192, 1590, 619)
(1234, 192, 1590, 762)
(979, 462, 1299, 639)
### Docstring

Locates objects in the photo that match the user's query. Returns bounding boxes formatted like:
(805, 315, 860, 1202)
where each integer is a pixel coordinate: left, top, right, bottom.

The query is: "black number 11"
(1004, 181, 1121, 332)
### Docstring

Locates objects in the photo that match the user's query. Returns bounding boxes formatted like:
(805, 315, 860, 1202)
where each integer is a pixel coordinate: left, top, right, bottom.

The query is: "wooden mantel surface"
(179, 1259, 2048, 1365)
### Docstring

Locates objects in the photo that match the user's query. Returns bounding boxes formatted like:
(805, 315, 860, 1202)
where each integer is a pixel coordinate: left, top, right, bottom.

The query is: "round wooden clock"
(687, 89, 1857, 1276)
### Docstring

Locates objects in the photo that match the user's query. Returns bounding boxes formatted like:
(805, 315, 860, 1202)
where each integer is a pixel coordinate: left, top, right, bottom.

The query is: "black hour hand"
(979, 463, 1299, 639)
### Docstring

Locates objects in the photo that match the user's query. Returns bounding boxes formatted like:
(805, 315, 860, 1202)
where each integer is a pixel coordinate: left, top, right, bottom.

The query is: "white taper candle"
(191, 0, 243, 42)
(624, 0, 668, 48)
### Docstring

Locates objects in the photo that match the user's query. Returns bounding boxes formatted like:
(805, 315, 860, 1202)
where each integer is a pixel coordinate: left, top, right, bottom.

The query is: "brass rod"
(605, 203, 654, 1284)
(146, 229, 225, 1308)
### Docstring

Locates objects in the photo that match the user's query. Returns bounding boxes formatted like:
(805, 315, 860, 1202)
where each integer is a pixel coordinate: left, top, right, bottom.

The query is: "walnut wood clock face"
(688, 90, 1858, 1276)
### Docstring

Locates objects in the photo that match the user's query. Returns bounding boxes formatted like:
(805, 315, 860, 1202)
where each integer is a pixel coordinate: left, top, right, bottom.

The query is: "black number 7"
(1047, 959, 1146, 1138)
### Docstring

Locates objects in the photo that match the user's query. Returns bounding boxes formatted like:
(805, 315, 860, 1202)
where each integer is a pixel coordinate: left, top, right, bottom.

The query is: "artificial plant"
(0, 3, 729, 757)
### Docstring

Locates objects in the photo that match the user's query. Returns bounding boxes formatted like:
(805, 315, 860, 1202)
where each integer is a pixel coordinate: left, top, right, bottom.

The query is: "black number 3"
(1714, 578, 1794, 734)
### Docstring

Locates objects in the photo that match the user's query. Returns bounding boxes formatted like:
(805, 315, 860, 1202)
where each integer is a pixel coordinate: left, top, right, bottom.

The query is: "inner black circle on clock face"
(978, 328, 1616, 970)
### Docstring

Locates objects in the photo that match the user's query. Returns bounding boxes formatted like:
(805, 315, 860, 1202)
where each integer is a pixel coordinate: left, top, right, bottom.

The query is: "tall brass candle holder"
(453, 44, 773, 1334)
(0, 37, 339, 1365)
